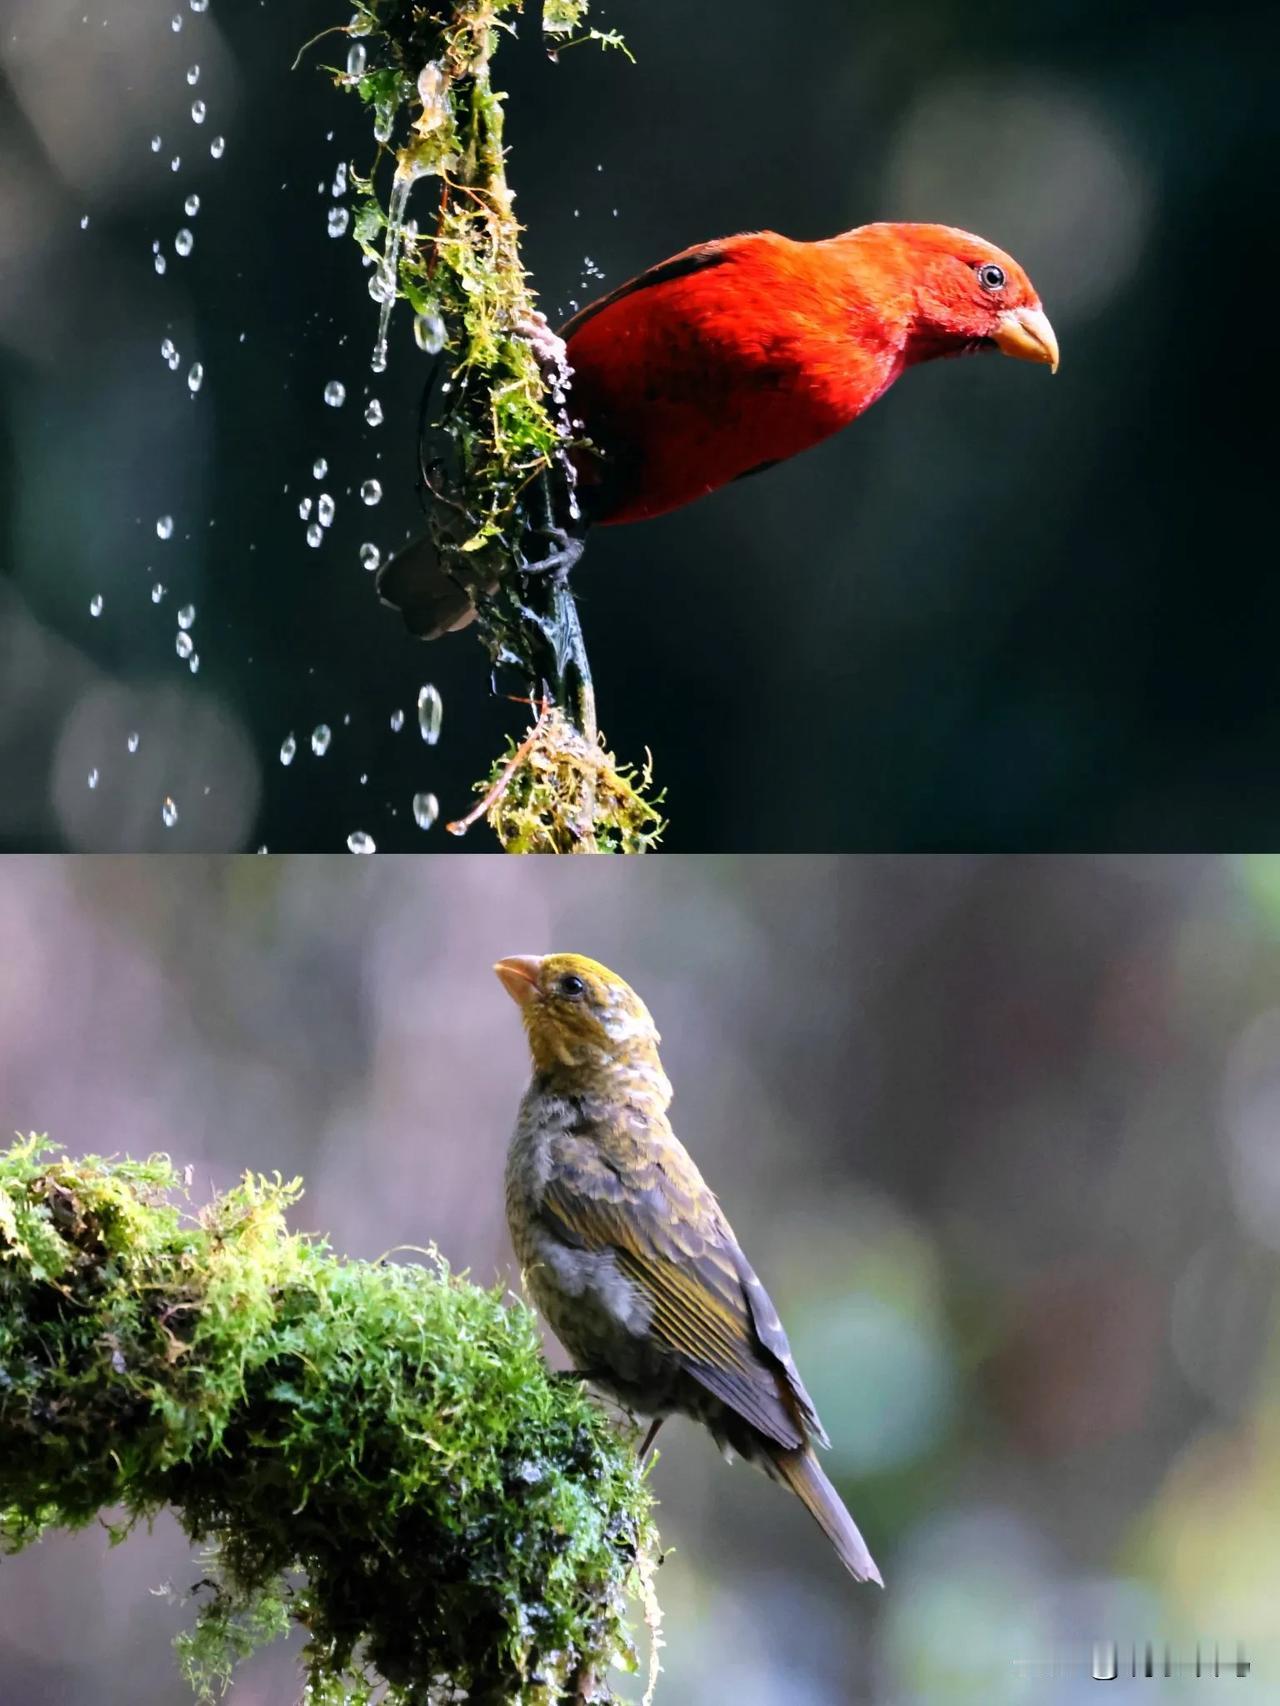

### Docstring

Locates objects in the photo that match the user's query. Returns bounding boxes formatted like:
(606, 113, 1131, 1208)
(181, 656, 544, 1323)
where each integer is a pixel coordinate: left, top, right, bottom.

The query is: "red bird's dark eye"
(977, 263, 1006, 292)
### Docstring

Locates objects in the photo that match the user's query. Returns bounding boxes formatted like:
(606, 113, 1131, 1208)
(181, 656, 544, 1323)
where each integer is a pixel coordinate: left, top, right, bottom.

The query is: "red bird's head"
(847, 222, 1059, 374)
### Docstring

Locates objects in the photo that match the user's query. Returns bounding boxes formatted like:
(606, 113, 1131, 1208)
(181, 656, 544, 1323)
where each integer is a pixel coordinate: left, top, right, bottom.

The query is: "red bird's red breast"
(563, 231, 909, 525)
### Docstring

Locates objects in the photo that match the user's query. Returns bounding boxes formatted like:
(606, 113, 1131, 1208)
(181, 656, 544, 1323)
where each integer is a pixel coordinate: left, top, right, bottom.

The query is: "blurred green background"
(1, 853, 1278, 1702)
(0, 0, 1271, 851)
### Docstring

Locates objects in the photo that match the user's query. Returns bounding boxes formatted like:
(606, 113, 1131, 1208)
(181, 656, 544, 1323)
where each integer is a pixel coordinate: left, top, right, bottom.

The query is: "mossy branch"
(327, 2, 663, 852)
(0, 1138, 661, 1705)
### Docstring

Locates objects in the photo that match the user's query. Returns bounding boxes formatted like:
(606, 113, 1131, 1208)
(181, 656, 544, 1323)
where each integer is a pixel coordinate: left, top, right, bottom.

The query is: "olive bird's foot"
(638, 1417, 664, 1462)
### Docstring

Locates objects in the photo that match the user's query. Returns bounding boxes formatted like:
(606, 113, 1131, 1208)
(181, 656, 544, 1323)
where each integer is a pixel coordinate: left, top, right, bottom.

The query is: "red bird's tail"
(376, 534, 489, 640)
(770, 1445, 883, 1586)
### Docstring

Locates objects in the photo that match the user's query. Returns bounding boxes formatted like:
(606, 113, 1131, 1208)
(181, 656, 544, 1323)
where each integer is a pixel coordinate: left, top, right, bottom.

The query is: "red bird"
(379, 221, 1057, 636)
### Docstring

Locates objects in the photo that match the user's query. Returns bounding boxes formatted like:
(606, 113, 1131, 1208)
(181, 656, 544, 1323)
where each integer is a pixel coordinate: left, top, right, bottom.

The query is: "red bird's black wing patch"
(560, 242, 736, 342)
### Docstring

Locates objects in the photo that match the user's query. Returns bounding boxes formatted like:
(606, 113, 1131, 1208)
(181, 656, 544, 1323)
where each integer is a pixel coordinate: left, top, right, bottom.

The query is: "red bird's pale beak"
(494, 955, 544, 1006)
(992, 305, 1060, 373)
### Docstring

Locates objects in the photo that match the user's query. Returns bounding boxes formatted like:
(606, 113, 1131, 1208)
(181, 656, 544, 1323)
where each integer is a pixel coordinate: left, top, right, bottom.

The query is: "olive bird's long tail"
(769, 1445, 883, 1586)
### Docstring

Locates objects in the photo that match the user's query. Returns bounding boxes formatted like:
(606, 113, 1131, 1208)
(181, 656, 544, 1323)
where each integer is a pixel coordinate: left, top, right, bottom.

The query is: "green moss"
(0, 1137, 660, 1704)
(320, 2, 661, 854)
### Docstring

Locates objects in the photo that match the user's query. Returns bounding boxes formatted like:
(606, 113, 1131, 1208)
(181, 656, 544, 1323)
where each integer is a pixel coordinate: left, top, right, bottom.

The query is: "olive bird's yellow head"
(494, 953, 662, 1078)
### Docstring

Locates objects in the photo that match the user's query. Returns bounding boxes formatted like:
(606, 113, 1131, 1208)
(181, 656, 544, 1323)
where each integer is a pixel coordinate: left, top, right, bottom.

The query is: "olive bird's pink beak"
(993, 305, 1060, 373)
(494, 955, 544, 1006)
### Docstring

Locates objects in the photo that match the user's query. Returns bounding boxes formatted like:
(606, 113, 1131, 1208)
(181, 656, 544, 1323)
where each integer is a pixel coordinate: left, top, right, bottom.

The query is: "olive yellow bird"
(496, 951, 882, 1585)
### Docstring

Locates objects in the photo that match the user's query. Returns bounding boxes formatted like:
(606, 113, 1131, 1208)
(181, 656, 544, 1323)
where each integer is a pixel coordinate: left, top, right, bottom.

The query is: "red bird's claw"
(517, 311, 571, 380)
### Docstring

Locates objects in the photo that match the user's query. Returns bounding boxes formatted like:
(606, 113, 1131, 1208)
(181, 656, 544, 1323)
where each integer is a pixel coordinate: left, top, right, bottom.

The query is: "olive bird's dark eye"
(977, 263, 1006, 292)
(557, 974, 587, 999)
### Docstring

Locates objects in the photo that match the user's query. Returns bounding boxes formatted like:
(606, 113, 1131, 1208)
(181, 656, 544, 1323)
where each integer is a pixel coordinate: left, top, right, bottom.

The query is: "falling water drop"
(127, 732, 140, 753)
(417, 683, 443, 745)
(311, 724, 332, 756)
(187, 362, 204, 394)
(88, 769, 100, 790)
(306, 522, 323, 548)
(176, 631, 194, 659)
(191, 100, 207, 125)
(151, 583, 166, 603)
(323, 379, 346, 407)
(184, 192, 201, 216)
(162, 796, 179, 828)
(154, 254, 167, 276)
(313, 457, 328, 480)
(413, 311, 446, 354)
(346, 42, 367, 78)
(209, 135, 225, 159)
(177, 603, 196, 630)
(150, 134, 162, 152)
(347, 830, 376, 854)
(156, 515, 174, 540)
(389, 708, 404, 732)
(412, 792, 439, 830)
(174, 227, 194, 257)
(364, 398, 383, 427)
(317, 494, 335, 528)
(280, 733, 297, 767)
(360, 479, 382, 506)
(89, 594, 103, 617)
(187, 64, 200, 85)
(327, 206, 350, 238)
(299, 495, 313, 521)
(359, 542, 380, 571)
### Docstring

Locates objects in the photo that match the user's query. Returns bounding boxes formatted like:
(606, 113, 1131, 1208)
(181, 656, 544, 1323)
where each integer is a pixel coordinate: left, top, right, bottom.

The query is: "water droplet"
(347, 830, 376, 855)
(187, 361, 204, 394)
(367, 268, 395, 305)
(156, 515, 174, 540)
(412, 791, 439, 830)
(413, 310, 446, 354)
(417, 683, 443, 745)
(359, 541, 380, 571)
(191, 100, 207, 125)
(177, 603, 196, 630)
(88, 768, 100, 790)
(323, 379, 346, 407)
(151, 582, 166, 603)
(299, 495, 313, 520)
(80, 214, 90, 230)
(150, 134, 162, 152)
(332, 162, 347, 197)
(311, 724, 332, 756)
(187, 64, 200, 85)
(161, 336, 178, 368)
(306, 522, 323, 548)
(174, 227, 194, 257)
(317, 493, 335, 528)
(161, 796, 179, 832)
(89, 593, 103, 617)
(327, 205, 349, 238)
(184, 192, 201, 216)
(389, 707, 404, 731)
(176, 631, 194, 659)
(312, 457, 328, 480)
(170, 155, 181, 173)
(190, 0, 208, 11)
(188, 653, 200, 674)
(154, 254, 168, 276)
(346, 42, 367, 78)
(171, 13, 183, 31)
(280, 733, 297, 767)
(370, 342, 388, 374)
(127, 732, 140, 753)
(364, 397, 383, 427)
(360, 479, 381, 506)
(209, 135, 225, 159)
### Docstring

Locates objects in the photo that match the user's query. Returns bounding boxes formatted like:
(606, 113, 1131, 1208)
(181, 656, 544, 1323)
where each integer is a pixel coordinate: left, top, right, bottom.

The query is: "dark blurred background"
(2, 855, 1280, 1703)
(0, 0, 1272, 851)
